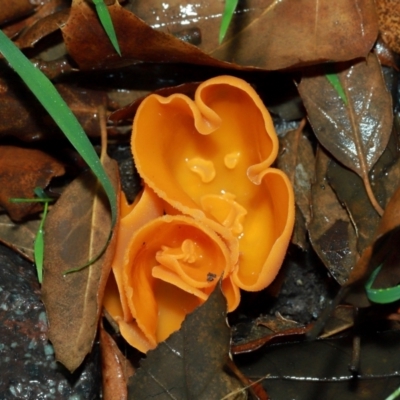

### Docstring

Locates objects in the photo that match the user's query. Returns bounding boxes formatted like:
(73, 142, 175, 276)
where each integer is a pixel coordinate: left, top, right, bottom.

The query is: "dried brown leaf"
(100, 323, 134, 400)
(41, 153, 120, 372)
(0, 146, 65, 221)
(308, 147, 358, 286)
(298, 52, 392, 216)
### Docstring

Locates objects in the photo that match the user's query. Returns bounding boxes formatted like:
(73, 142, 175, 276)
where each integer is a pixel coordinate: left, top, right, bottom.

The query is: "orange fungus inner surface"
(104, 75, 295, 352)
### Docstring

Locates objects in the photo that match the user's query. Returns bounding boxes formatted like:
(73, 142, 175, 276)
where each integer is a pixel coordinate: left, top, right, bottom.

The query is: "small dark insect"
(207, 272, 217, 282)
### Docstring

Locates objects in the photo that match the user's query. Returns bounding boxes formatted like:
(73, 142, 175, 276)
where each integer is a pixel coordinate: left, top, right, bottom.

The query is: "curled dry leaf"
(128, 286, 245, 400)
(62, 0, 229, 70)
(308, 147, 358, 286)
(41, 153, 120, 373)
(100, 323, 134, 400)
(0, 146, 65, 221)
(298, 52, 393, 216)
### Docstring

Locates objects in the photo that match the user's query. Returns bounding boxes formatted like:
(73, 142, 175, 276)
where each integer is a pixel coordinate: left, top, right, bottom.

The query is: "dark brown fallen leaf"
(128, 286, 245, 400)
(346, 183, 400, 308)
(41, 152, 120, 373)
(308, 147, 358, 286)
(0, 75, 109, 140)
(327, 160, 381, 255)
(0, 145, 65, 221)
(298, 52, 393, 216)
(277, 119, 315, 249)
(0, 212, 40, 262)
(374, 37, 399, 70)
(0, 0, 42, 26)
(15, 7, 70, 49)
(237, 320, 400, 400)
(129, 0, 378, 71)
(109, 82, 200, 123)
(100, 322, 135, 400)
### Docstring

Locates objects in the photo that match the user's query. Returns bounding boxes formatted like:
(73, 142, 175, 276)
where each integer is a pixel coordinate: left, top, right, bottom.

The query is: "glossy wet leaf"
(100, 323, 134, 400)
(327, 159, 381, 254)
(128, 286, 245, 399)
(298, 52, 392, 216)
(236, 321, 400, 399)
(128, 0, 378, 71)
(0, 146, 64, 221)
(308, 147, 358, 286)
(41, 153, 120, 372)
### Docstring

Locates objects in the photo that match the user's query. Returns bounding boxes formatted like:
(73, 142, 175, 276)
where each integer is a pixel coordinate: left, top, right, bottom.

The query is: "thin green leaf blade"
(365, 265, 400, 304)
(219, 0, 239, 44)
(0, 29, 117, 231)
(325, 71, 348, 105)
(34, 201, 48, 283)
(93, 0, 121, 56)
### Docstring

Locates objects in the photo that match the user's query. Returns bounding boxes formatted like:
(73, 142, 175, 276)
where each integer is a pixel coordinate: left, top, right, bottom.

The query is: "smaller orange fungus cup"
(104, 75, 294, 352)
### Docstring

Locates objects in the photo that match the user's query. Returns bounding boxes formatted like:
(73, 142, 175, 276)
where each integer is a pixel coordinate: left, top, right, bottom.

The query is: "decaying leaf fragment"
(0, 212, 39, 261)
(298, 52, 393, 216)
(0, 146, 65, 221)
(41, 152, 120, 373)
(128, 286, 246, 400)
(100, 323, 134, 400)
(277, 120, 315, 249)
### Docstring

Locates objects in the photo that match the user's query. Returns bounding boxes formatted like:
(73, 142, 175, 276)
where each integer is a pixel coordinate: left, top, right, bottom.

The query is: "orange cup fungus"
(103, 76, 295, 353)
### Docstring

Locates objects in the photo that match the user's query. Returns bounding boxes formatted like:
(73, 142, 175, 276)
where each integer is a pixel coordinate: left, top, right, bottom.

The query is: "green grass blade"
(0, 30, 117, 274)
(9, 188, 53, 283)
(35, 200, 49, 283)
(93, 0, 121, 56)
(386, 386, 400, 400)
(365, 265, 400, 304)
(325, 70, 348, 105)
(0, 29, 117, 230)
(219, 0, 239, 44)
